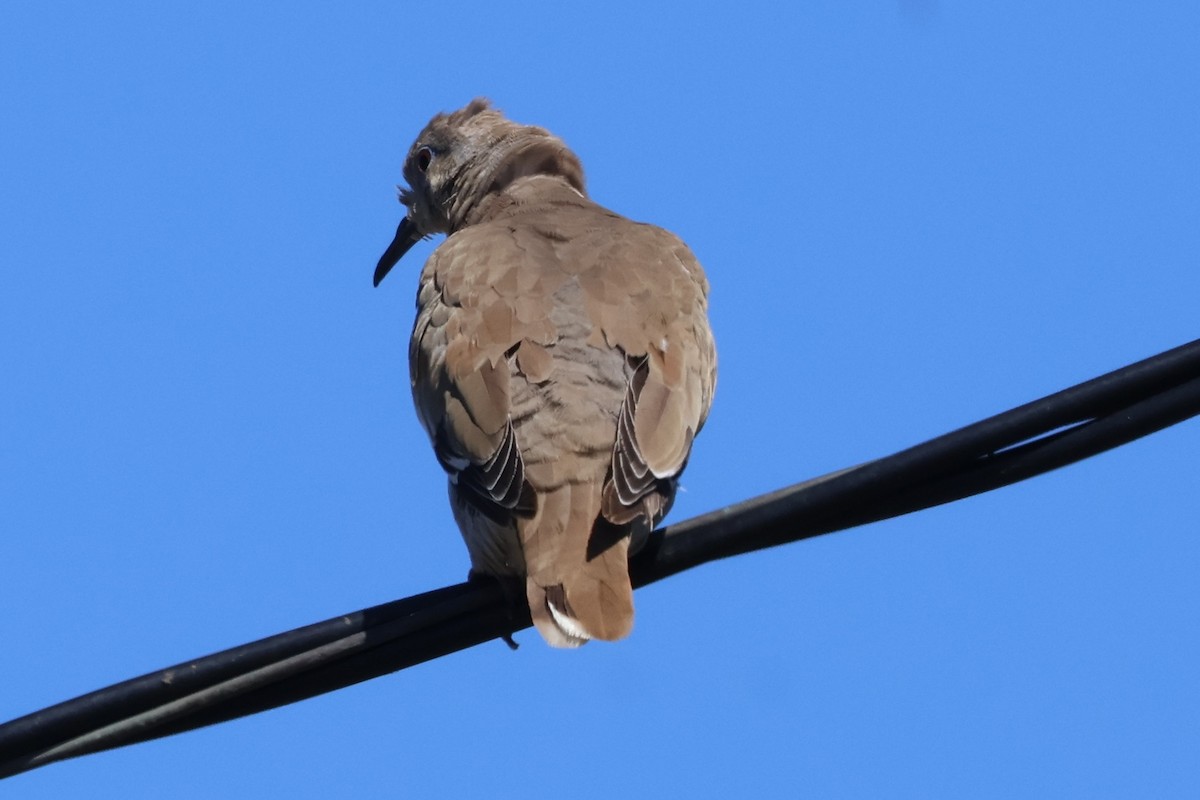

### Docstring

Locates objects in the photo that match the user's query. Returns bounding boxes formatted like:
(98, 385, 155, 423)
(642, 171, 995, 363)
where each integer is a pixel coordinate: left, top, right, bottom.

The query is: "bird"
(373, 99, 716, 647)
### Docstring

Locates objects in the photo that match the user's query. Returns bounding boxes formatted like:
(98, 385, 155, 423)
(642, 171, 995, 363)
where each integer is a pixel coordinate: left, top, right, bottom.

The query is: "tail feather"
(521, 481, 634, 647)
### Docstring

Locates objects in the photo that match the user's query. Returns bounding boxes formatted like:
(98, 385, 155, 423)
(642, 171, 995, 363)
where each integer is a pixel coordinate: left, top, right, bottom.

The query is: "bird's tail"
(521, 481, 634, 648)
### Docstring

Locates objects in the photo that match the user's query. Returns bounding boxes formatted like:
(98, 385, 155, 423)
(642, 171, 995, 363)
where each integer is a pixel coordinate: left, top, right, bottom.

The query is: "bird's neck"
(458, 175, 591, 229)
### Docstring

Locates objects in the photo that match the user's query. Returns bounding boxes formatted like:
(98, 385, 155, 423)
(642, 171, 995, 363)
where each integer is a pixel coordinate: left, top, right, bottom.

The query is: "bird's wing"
(409, 225, 565, 520)
(576, 222, 717, 526)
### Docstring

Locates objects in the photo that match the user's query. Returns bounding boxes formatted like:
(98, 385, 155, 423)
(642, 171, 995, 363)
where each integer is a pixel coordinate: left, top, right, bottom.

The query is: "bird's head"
(373, 98, 586, 286)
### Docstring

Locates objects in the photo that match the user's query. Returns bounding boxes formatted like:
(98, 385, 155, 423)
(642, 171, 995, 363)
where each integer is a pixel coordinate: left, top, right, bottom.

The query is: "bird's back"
(409, 174, 715, 646)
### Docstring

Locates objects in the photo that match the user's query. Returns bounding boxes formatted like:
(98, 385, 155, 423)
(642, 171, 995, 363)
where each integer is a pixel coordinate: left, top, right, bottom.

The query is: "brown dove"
(373, 99, 716, 647)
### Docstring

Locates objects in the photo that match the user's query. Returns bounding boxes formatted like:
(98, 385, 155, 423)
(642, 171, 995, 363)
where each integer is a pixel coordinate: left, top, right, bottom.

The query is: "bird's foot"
(468, 570, 523, 651)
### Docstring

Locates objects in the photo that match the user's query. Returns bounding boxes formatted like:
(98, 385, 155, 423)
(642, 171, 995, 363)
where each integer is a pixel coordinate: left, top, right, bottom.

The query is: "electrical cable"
(2, 337, 1197, 779)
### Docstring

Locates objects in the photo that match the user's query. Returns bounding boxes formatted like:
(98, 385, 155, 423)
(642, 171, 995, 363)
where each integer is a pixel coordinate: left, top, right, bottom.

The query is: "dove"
(374, 99, 716, 647)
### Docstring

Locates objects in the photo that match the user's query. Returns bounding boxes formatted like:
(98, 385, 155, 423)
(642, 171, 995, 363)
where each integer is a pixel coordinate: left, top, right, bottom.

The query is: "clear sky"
(3, 3, 1198, 797)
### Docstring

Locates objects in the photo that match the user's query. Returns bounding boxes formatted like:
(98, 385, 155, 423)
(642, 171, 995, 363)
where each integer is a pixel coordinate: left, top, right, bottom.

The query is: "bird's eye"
(415, 146, 434, 173)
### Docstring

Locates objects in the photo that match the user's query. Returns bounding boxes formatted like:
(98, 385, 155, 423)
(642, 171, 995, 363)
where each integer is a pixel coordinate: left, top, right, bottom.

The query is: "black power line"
(2, 338, 1198, 779)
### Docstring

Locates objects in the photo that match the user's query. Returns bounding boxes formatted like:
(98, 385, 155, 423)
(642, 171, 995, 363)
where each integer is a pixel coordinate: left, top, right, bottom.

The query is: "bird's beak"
(373, 217, 421, 287)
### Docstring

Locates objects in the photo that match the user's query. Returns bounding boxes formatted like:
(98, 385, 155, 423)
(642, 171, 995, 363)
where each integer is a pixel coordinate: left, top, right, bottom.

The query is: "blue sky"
(3, 2, 1198, 797)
